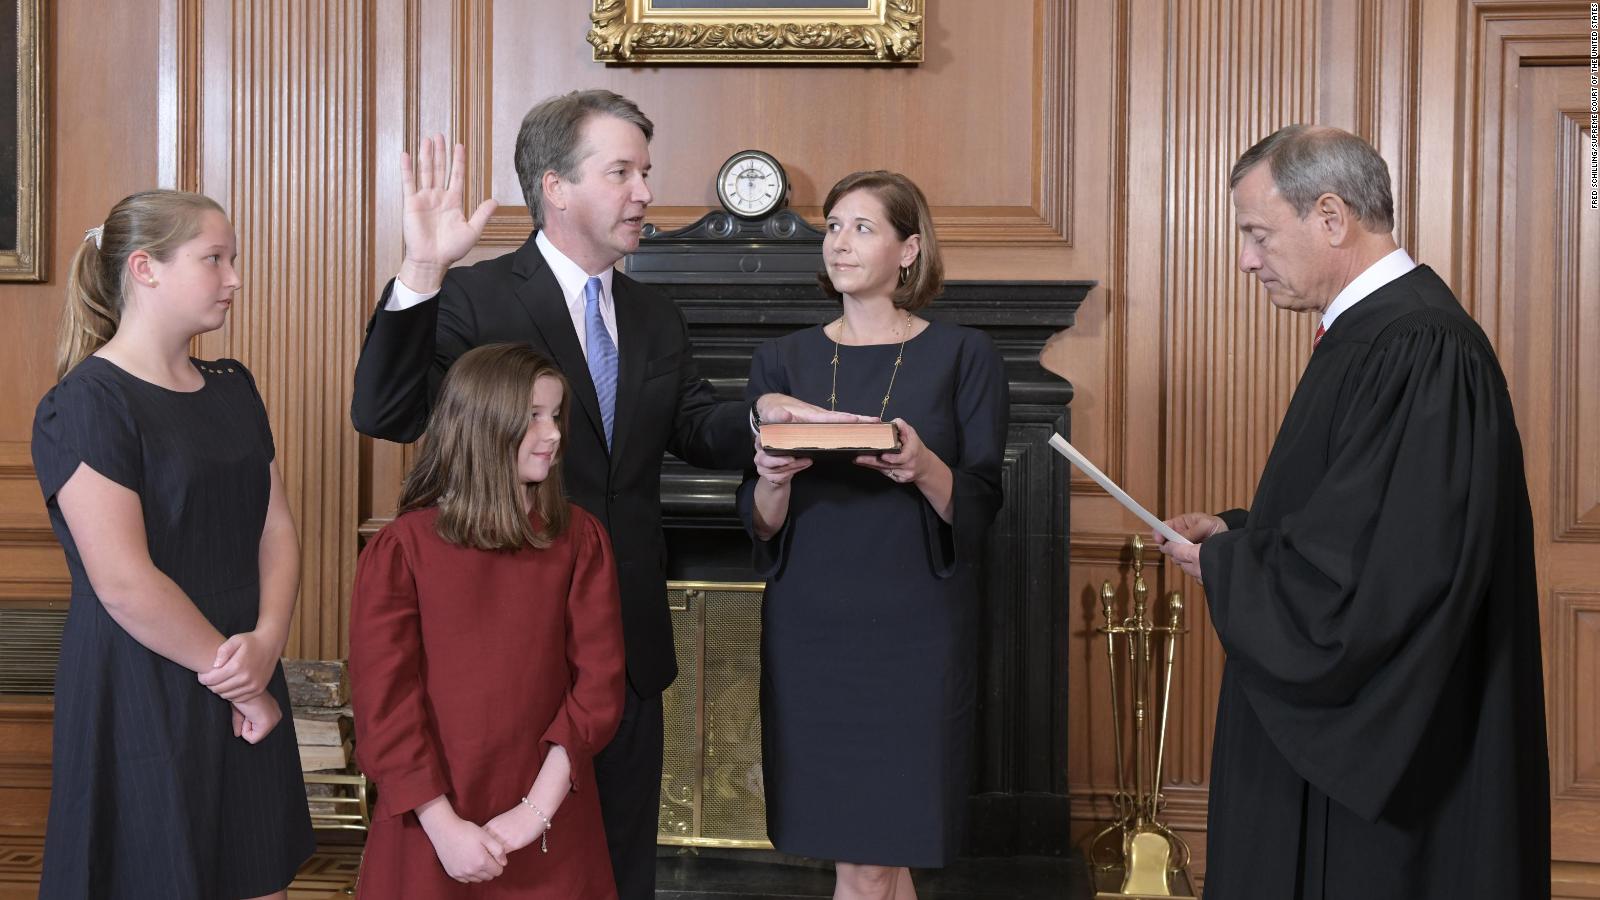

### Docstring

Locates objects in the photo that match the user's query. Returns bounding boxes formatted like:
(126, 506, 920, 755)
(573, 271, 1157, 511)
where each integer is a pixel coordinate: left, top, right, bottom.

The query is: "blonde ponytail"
(57, 237, 121, 379)
(54, 190, 226, 380)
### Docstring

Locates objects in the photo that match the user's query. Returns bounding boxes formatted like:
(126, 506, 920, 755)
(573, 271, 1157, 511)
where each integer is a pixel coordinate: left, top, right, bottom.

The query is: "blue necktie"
(584, 276, 618, 448)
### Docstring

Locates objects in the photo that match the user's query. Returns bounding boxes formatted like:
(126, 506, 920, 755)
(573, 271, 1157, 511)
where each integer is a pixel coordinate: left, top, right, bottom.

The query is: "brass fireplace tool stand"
(1088, 535, 1196, 899)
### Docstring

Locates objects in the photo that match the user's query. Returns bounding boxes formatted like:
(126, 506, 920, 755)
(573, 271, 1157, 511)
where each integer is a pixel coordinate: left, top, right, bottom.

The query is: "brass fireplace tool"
(1088, 535, 1196, 899)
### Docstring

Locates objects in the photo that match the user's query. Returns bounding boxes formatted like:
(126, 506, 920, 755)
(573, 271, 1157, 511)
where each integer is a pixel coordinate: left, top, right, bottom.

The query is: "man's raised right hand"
(398, 133, 498, 294)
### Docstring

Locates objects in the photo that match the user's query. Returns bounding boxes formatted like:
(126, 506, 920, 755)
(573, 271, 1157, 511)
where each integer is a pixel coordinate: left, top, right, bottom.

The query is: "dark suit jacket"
(351, 234, 750, 696)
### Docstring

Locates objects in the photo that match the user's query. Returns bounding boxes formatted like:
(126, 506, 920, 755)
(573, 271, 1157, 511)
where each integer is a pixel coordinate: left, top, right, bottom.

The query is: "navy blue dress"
(737, 320, 1007, 866)
(31, 356, 314, 899)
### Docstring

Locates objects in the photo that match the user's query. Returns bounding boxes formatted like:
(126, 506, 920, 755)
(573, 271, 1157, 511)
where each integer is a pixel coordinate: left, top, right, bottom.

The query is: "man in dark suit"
(351, 90, 839, 898)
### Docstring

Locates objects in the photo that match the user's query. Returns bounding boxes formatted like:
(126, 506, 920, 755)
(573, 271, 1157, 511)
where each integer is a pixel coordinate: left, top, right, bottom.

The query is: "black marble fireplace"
(628, 210, 1090, 856)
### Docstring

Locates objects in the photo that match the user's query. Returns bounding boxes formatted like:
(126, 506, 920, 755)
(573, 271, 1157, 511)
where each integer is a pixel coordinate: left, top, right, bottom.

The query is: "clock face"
(716, 150, 787, 219)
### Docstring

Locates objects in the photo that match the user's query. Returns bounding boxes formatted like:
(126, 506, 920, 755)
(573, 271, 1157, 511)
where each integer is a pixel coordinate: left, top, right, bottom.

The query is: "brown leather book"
(759, 422, 901, 456)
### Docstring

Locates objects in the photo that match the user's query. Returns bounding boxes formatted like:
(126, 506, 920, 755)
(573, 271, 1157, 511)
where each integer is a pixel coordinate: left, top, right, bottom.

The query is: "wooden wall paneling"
(456, 1, 1069, 248)
(1458, 3, 1591, 337)
(0, 0, 164, 612)
(1159, 0, 1322, 836)
(360, 0, 414, 531)
(157, 0, 203, 191)
(0, 699, 52, 836)
(1552, 592, 1600, 797)
(1408, 0, 1467, 276)
(0, 443, 62, 605)
(188, 0, 371, 658)
(0, 1, 163, 449)
(1084, 0, 1188, 867)
(1499, 53, 1600, 875)
(1319, 0, 1422, 251)
(1360, 0, 1421, 253)
(1550, 110, 1600, 543)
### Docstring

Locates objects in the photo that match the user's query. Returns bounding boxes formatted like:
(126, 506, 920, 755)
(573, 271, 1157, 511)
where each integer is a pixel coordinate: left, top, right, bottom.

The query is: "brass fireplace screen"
(658, 581, 772, 848)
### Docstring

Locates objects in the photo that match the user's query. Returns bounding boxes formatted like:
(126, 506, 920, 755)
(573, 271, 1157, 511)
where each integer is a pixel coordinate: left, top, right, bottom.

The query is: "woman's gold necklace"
(828, 311, 914, 418)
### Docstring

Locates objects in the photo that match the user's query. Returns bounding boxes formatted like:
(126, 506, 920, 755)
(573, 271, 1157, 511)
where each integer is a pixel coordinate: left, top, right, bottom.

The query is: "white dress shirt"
(384, 231, 620, 355)
(1320, 247, 1418, 332)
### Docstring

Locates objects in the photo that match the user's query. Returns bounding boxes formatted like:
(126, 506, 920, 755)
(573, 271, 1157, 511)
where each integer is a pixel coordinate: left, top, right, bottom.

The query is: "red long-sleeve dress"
(350, 504, 625, 899)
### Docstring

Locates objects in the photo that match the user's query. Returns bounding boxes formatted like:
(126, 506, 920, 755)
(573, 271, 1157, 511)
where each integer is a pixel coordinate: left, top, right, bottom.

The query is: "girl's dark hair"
(398, 344, 572, 550)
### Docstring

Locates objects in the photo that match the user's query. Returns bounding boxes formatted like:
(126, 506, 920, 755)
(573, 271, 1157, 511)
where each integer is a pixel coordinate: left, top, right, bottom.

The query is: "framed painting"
(588, 0, 924, 64)
(0, 0, 44, 281)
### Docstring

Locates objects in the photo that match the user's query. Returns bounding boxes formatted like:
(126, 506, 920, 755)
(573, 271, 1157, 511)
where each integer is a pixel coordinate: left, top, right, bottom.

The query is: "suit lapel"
(510, 239, 607, 451)
(608, 274, 651, 470)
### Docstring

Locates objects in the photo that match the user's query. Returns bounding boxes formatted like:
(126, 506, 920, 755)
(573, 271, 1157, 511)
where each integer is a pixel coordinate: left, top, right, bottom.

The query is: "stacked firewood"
(283, 659, 357, 823)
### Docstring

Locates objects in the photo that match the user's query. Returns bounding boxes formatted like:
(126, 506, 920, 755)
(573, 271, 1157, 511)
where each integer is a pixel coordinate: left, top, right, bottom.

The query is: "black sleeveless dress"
(31, 355, 313, 899)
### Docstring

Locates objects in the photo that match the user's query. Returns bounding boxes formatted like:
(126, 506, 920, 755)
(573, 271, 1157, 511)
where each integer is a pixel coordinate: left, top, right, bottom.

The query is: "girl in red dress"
(350, 343, 626, 898)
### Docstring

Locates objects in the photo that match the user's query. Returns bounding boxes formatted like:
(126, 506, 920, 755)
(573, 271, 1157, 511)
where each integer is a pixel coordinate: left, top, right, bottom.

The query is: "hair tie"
(83, 226, 103, 250)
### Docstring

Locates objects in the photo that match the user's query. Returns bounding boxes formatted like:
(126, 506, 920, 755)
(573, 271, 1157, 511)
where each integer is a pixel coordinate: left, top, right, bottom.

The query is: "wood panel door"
(1501, 63, 1600, 871)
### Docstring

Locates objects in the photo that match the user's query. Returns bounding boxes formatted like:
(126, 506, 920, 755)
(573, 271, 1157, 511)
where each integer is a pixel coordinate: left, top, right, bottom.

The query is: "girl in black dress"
(31, 191, 313, 898)
(740, 173, 1007, 900)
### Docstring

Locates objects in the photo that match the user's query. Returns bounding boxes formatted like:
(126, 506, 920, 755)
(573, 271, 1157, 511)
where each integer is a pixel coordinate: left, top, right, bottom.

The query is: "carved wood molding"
(0, 443, 33, 479)
(157, 0, 204, 191)
(1069, 531, 1167, 565)
(1460, 1, 1593, 338)
(1551, 590, 1600, 800)
(1355, 0, 1423, 252)
(1551, 112, 1600, 542)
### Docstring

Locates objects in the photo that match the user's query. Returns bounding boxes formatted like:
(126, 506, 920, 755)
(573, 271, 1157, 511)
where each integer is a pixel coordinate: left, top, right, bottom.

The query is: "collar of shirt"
(1320, 247, 1417, 332)
(536, 230, 618, 356)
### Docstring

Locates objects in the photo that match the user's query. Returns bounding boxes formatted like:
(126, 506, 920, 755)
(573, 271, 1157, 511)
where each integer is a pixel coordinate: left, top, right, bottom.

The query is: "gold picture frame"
(588, 0, 924, 65)
(0, 0, 45, 282)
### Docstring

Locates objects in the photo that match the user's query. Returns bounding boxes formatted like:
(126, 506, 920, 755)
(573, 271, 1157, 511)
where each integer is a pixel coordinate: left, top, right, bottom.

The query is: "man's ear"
(1316, 192, 1354, 247)
(542, 170, 566, 213)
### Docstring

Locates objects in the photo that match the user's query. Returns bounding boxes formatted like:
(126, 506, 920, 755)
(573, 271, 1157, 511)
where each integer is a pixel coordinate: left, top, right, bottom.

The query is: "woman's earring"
(898, 265, 910, 286)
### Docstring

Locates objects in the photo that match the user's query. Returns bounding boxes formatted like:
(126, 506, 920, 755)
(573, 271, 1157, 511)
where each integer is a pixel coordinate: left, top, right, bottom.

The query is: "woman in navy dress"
(739, 172, 1008, 900)
(31, 191, 313, 898)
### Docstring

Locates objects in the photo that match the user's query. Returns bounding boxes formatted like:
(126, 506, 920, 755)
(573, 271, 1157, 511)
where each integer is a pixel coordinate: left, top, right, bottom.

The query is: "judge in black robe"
(1159, 126, 1549, 900)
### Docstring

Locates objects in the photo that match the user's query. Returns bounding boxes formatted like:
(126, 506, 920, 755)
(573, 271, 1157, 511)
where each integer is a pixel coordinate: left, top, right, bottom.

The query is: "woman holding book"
(31, 190, 314, 898)
(739, 171, 1008, 900)
(349, 344, 626, 898)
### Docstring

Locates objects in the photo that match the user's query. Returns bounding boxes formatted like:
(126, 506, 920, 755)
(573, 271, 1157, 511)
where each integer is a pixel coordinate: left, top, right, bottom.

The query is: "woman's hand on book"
(756, 392, 876, 425)
(855, 418, 935, 484)
(754, 435, 812, 489)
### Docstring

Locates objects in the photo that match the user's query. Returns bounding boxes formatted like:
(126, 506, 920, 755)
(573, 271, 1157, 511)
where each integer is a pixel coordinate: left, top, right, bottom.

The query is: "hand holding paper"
(1047, 434, 1193, 546)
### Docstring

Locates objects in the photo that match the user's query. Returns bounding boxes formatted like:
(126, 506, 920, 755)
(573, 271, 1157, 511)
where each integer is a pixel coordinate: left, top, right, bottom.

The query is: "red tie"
(1314, 324, 1326, 348)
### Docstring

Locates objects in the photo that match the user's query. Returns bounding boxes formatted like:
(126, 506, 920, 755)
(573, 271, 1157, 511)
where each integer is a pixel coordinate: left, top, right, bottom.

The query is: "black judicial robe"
(1197, 266, 1549, 900)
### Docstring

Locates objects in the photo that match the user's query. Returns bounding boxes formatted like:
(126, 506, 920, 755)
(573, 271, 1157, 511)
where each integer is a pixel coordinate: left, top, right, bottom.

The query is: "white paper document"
(1047, 434, 1193, 546)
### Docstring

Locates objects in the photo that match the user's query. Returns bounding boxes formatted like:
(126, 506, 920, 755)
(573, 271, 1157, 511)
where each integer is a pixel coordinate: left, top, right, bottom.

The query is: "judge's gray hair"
(1229, 125, 1395, 233)
(514, 90, 654, 230)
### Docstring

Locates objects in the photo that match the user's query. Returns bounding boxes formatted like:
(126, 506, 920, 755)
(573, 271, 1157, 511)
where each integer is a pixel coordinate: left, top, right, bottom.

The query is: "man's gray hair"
(1229, 125, 1394, 232)
(514, 90, 654, 229)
